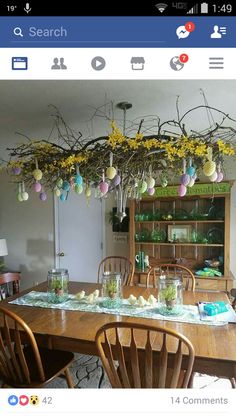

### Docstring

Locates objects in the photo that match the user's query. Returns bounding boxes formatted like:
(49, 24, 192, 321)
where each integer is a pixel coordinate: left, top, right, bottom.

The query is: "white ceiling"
(1, 80, 236, 162)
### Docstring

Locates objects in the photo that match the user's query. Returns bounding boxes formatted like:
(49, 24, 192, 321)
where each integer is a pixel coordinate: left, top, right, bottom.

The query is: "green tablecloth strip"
(9, 291, 228, 326)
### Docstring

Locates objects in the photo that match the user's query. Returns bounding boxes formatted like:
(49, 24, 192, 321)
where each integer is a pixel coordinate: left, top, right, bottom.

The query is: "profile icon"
(211, 25, 222, 39)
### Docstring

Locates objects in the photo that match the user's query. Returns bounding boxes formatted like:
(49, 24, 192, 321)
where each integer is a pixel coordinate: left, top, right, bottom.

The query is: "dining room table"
(0, 281, 236, 381)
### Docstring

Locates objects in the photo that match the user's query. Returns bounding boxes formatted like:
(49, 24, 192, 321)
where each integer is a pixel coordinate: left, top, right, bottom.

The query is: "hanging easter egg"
(57, 178, 63, 188)
(60, 193, 66, 202)
(139, 180, 147, 194)
(75, 174, 83, 185)
(178, 184, 187, 197)
(33, 169, 43, 181)
(13, 167, 21, 175)
(85, 187, 92, 198)
(17, 193, 23, 202)
(146, 176, 155, 189)
(112, 174, 121, 187)
(54, 188, 61, 197)
(209, 171, 218, 182)
(106, 166, 117, 180)
(180, 173, 190, 186)
(188, 177, 195, 188)
(74, 184, 83, 194)
(186, 166, 195, 177)
(147, 187, 155, 196)
(216, 172, 224, 183)
(22, 192, 29, 201)
(39, 192, 47, 201)
(161, 179, 168, 188)
(62, 180, 70, 192)
(33, 182, 42, 193)
(99, 181, 109, 194)
(203, 161, 216, 177)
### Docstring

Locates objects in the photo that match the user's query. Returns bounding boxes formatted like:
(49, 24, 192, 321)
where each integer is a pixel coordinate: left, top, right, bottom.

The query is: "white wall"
(0, 173, 54, 289)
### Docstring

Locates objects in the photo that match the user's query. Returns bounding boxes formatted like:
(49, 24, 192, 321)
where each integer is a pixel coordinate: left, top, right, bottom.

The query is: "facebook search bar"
(13, 26, 68, 38)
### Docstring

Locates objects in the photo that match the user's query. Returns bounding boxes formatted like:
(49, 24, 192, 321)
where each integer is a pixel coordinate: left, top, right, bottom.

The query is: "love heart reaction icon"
(19, 395, 29, 406)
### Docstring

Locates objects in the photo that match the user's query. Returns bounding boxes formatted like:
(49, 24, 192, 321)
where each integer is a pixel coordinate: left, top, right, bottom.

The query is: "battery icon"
(201, 3, 208, 13)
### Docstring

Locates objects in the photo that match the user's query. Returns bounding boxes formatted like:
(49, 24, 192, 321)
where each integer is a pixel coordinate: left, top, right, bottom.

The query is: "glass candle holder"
(158, 276, 183, 316)
(47, 268, 69, 304)
(101, 272, 122, 309)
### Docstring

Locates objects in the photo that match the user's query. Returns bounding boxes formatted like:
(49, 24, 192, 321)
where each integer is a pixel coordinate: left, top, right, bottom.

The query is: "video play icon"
(91, 56, 106, 71)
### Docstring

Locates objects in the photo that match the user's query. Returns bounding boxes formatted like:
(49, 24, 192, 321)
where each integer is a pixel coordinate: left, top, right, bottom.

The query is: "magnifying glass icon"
(13, 27, 23, 37)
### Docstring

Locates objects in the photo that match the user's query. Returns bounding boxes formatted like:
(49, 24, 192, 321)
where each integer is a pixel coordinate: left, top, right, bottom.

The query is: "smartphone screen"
(0, 1, 235, 418)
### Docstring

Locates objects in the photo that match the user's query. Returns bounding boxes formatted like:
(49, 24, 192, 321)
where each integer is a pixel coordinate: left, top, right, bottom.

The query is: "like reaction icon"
(176, 22, 195, 39)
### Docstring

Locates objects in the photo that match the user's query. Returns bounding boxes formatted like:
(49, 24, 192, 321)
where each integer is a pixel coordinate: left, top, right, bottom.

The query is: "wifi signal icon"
(155, 3, 168, 13)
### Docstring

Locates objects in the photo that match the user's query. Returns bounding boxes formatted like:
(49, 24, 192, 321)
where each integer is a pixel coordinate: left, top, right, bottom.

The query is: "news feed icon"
(12, 57, 28, 70)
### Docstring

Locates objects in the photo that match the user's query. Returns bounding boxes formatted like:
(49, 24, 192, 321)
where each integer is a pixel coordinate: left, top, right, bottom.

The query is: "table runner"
(9, 291, 229, 326)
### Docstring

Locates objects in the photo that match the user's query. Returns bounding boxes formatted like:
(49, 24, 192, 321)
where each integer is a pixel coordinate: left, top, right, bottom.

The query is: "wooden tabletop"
(1, 281, 236, 378)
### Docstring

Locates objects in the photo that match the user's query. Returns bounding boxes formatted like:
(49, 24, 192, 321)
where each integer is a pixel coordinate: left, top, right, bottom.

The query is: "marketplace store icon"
(131, 57, 145, 70)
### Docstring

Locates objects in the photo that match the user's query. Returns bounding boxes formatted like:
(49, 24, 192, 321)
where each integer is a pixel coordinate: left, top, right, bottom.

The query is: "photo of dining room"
(0, 79, 236, 389)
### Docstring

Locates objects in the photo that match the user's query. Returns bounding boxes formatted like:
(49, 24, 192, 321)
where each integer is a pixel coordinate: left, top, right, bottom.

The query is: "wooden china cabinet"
(129, 181, 235, 291)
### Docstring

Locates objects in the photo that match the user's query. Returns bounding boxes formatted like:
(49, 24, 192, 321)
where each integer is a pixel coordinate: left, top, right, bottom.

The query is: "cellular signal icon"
(187, 4, 198, 14)
(155, 3, 168, 13)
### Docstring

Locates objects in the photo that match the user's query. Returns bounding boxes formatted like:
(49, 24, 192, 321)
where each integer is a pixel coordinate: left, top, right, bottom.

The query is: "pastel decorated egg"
(74, 184, 83, 194)
(57, 178, 63, 188)
(54, 188, 61, 197)
(60, 193, 66, 202)
(39, 192, 47, 201)
(112, 174, 121, 186)
(22, 191, 29, 201)
(33, 169, 43, 181)
(13, 167, 21, 175)
(99, 181, 109, 194)
(146, 176, 155, 189)
(62, 180, 70, 191)
(33, 182, 42, 193)
(85, 187, 92, 198)
(216, 172, 224, 183)
(186, 166, 195, 177)
(209, 171, 218, 182)
(148, 295, 157, 306)
(75, 174, 83, 185)
(17, 193, 23, 202)
(178, 184, 187, 197)
(139, 180, 147, 194)
(180, 173, 190, 186)
(188, 177, 195, 188)
(203, 161, 216, 177)
(161, 177, 168, 188)
(106, 166, 117, 180)
(147, 187, 155, 196)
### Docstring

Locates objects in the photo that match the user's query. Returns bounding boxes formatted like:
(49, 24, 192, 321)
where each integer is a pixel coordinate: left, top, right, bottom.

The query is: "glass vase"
(101, 272, 122, 309)
(158, 276, 183, 316)
(47, 268, 69, 304)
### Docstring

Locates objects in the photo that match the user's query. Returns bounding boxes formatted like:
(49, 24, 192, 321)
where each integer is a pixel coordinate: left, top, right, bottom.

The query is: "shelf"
(135, 242, 224, 247)
(135, 220, 224, 224)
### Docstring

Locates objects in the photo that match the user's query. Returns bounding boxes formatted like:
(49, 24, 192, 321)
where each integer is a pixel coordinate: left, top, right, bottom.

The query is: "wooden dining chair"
(96, 321, 195, 388)
(0, 273, 20, 301)
(97, 256, 134, 286)
(147, 264, 195, 291)
(0, 306, 74, 388)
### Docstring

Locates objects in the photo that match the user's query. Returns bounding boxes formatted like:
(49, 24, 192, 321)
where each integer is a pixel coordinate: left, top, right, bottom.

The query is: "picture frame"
(168, 225, 192, 243)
